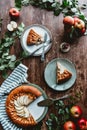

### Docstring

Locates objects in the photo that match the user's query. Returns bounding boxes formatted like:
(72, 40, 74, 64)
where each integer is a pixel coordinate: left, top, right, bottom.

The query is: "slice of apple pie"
(27, 29, 42, 45)
(56, 62, 72, 84)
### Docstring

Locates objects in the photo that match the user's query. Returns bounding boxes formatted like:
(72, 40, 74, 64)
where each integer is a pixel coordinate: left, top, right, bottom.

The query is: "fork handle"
(41, 46, 45, 61)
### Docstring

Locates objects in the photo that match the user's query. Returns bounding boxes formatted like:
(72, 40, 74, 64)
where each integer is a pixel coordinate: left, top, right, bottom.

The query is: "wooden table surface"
(0, 0, 87, 130)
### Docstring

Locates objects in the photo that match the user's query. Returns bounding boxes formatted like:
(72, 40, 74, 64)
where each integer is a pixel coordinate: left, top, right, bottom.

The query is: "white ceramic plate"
(0, 83, 48, 130)
(20, 24, 52, 56)
(44, 58, 76, 91)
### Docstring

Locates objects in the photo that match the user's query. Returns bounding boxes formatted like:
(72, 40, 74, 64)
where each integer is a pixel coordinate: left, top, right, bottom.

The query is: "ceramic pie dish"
(0, 83, 48, 129)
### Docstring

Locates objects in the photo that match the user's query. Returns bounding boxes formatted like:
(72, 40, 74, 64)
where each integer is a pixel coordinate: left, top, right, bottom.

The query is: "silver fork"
(41, 33, 47, 61)
(29, 39, 51, 56)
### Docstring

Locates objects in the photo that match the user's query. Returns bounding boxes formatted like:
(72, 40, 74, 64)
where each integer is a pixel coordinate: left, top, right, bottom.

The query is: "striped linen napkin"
(0, 63, 28, 130)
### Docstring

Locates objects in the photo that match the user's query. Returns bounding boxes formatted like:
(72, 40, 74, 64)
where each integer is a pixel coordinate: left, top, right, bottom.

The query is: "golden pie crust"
(56, 62, 72, 84)
(27, 29, 42, 45)
(6, 85, 42, 127)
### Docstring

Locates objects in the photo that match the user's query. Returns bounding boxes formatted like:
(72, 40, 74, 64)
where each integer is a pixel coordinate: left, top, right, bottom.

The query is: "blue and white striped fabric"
(0, 63, 28, 130)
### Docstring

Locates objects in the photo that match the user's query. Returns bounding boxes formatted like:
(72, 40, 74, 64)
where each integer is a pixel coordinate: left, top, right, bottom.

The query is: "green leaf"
(54, 9, 61, 16)
(78, 14, 85, 21)
(6, 55, 12, 60)
(46, 119, 53, 126)
(65, 107, 69, 113)
(18, 22, 25, 29)
(15, 23, 25, 37)
(71, 7, 78, 13)
(0, 65, 6, 70)
(12, 32, 16, 37)
(4, 42, 12, 47)
(15, 0, 22, 10)
(10, 55, 16, 61)
(51, 3, 56, 8)
(18, 27, 24, 32)
(2, 52, 9, 56)
(44, 0, 54, 3)
(21, 51, 29, 58)
(8, 62, 16, 69)
(58, 109, 65, 114)
(62, 0, 69, 8)
(2, 69, 8, 79)
(1, 53, 9, 59)
(21, 0, 30, 6)
(15, 60, 21, 66)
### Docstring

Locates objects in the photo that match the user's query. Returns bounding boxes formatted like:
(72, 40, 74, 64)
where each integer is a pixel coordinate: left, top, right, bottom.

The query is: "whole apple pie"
(6, 85, 42, 127)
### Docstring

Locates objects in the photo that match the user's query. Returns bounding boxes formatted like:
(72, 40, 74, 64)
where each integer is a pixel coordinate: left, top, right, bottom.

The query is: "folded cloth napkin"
(0, 63, 28, 130)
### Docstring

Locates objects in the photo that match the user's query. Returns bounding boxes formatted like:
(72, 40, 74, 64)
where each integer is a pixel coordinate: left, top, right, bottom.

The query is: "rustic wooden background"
(0, 0, 87, 129)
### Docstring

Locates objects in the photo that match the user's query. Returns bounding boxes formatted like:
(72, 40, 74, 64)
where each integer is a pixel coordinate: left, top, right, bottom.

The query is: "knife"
(37, 94, 70, 107)
(41, 33, 47, 61)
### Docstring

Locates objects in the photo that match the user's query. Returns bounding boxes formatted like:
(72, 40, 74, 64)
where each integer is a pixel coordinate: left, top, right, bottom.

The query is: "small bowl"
(60, 42, 70, 53)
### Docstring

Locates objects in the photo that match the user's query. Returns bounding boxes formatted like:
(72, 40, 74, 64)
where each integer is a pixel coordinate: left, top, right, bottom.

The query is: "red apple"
(63, 16, 74, 33)
(78, 118, 87, 130)
(63, 16, 74, 26)
(63, 121, 76, 130)
(9, 8, 20, 19)
(74, 17, 85, 30)
(70, 105, 82, 118)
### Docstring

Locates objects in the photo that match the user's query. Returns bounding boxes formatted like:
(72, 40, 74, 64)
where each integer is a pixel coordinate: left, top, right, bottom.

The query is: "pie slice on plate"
(56, 62, 72, 84)
(27, 29, 42, 45)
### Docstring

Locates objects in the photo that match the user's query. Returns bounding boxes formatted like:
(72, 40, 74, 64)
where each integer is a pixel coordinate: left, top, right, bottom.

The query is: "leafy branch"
(0, 22, 26, 78)
(46, 90, 83, 130)
(15, 0, 87, 18)
(46, 100, 71, 130)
